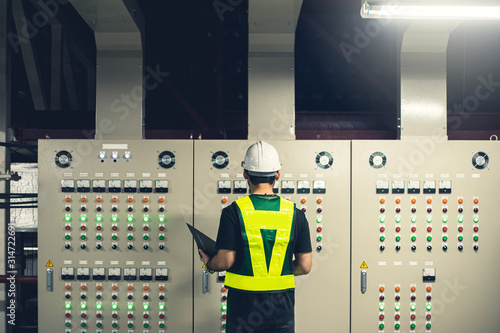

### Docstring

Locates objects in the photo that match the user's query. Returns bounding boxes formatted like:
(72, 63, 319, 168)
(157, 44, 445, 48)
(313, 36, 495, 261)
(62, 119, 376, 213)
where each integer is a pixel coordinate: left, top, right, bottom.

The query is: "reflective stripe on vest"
(225, 196, 295, 292)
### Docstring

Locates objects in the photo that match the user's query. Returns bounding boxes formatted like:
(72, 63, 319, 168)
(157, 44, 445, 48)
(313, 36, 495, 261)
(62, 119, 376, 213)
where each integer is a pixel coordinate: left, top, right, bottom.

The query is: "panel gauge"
(77, 179, 90, 193)
(124, 179, 137, 193)
(140, 180, 153, 193)
(92, 179, 106, 192)
(472, 152, 489, 170)
(108, 180, 122, 193)
(369, 152, 386, 169)
(155, 180, 169, 193)
(124, 267, 137, 281)
(139, 267, 153, 281)
(233, 180, 247, 194)
(211, 151, 229, 169)
(316, 151, 333, 169)
(92, 267, 106, 280)
(158, 151, 176, 169)
(55, 150, 72, 168)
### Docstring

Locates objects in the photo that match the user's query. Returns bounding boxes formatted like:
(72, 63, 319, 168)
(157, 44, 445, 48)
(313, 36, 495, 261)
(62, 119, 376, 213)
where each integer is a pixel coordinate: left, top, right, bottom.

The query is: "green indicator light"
(316, 217, 322, 223)
(442, 217, 448, 223)
(395, 217, 401, 223)
(80, 303, 87, 309)
(111, 303, 118, 310)
(426, 324, 431, 329)
(458, 236, 463, 242)
(427, 236, 432, 242)
(96, 216, 103, 222)
(426, 217, 432, 223)
(65, 216, 72, 222)
(143, 216, 150, 222)
(128, 323, 133, 328)
(80, 216, 87, 222)
(380, 217, 385, 223)
(411, 236, 417, 242)
(144, 324, 149, 328)
(160, 323, 165, 328)
(426, 304, 432, 311)
(96, 323, 102, 328)
(443, 236, 448, 241)
(395, 323, 400, 329)
(127, 216, 134, 222)
(473, 217, 479, 223)
(317, 236, 322, 242)
(159, 303, 165, 310)
(380, 236, 385, 242)
(112, 323, 117, 328)
(65, 235, 70, 240)
(96, 303, 102, 310)
(65, 322, 71, 327)
(411, 217, 417, 223)
(379, 324, 385, 329)
(80, 235, 86, 240)
(65, 302, 71, 309)
(396, 236, 401, 242)
(81, 323, 86, 328)
(458, 216, 464, 223)
(395, 304, 400, 311)
(112, 235, 117, 240)
(159, 235, 165, 241)
(127, 303, 134, 310)
(144, 235, 149, 240)
(128, 235, 133, 240)
(222, 324, 226, 329)
(111, 216, 118, 222)
(159, 216, 165, 222)
(222, 304, 228, 311)
(410, 304, 416, 311)
(96, 235, 101, 240)
(143, 304, 149, 310)
(410, 324, 416, 329)
(474, 236, 479, 242)
(379, 304, 385, 311)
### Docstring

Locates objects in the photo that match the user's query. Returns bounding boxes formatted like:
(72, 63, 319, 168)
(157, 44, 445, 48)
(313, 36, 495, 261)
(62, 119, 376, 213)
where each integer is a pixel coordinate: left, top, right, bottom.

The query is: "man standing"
(199, 141, 312, 333)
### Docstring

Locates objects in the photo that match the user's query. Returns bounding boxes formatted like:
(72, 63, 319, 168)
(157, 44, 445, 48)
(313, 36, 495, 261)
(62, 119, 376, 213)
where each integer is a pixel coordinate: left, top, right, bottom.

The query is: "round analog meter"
(55, 150, 72, 168)
(472, 152, 489, 170)
(369, 152, 386, 169)
(211, 151, 229, 169)
(158, 151, 176, 169)
(316, 152, 333, 169)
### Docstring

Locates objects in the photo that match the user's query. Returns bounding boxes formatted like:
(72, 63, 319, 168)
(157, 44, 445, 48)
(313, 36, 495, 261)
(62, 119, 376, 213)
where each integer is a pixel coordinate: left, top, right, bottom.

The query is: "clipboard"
(186, 223, 218, 257)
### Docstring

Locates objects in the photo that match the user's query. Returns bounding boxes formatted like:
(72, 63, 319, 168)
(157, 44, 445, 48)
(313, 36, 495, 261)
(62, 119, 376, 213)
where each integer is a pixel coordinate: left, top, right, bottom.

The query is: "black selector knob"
(112, 244, 118, 250)
(395, 245, 401, 251)
(143, 244, 149, 250)
(458, 245, 463, 251)
(96, 244, 102, 250)
(411, 245, 417, 251)
(65, 244, 71, 249)
(442, 245, 448, 251)
(80, 244, 86, 249)
(380, 245, 385, 251)
(128, 244, 133, 250)
(159, 244, 165, 250)
(473, 245, 479, 251)
(427, 245, 432, 251)
(316, 245, 322, 252)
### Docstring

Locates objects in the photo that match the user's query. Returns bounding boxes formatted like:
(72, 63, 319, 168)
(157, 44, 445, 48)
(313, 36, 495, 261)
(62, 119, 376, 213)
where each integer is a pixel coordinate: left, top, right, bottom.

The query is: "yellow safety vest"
(225, 196, 295, 292)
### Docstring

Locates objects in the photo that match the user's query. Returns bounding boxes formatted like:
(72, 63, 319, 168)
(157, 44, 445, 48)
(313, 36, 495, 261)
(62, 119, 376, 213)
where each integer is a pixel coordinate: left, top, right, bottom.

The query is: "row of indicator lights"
(64, 215, 166, 223)
(64, 302, 167, 311)
(221, 286, 228, 331)
(65, 225, 165, 231)
(66, 206, 166, 213)
(315, 198, 324, 251)
(66, 196, 166, 203)
(380, 197, 478, 204)
(379, 216, 478, 223)
(66, 284, 167, 291)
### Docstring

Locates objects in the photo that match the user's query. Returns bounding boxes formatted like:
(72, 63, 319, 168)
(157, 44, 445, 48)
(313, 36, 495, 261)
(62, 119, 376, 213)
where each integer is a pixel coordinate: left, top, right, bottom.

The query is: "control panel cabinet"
(38, 140, 193, 333)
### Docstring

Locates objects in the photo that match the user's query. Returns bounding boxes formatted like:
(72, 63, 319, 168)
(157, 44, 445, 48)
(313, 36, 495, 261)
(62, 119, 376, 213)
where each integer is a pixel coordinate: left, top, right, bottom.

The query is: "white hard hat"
(241, 141, 281, 176)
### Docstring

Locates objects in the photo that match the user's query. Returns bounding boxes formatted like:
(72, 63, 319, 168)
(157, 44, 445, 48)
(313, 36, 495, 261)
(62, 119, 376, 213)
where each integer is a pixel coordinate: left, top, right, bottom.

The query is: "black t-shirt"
(215, 194, 312, 327)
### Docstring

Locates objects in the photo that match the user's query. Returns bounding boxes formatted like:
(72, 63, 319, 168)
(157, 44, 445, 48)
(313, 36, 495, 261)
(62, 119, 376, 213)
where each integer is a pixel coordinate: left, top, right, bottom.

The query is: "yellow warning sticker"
(46, 260, 54, 267)
(360, 261, 368, 269)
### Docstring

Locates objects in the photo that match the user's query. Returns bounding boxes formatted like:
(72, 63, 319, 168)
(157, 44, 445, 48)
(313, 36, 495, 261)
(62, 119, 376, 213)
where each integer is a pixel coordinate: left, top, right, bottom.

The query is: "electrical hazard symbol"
(360, 261, 368, 269)
(46, 260, 54, 267)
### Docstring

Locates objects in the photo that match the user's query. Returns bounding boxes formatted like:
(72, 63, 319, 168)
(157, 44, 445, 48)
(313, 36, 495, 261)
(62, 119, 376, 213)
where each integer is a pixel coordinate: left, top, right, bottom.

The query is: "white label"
(63, 173, 72, 177)
(63, 260, 72, 265)
(315, 174, 325, 178)
(158, 173, 167, 178)
(472, 174, 480, 178)
(95, 261, 103, 265)
(95, 173, 104, 177)
(284, 173, 293, 178)
(378, 262, 387, 266)
(110, 261, 119, 265)
(142, 261, 151, 266)
(441, 174, 449, 178)
(236, 173, 244, 178)
(220, 174, 229, 178)
(425, 261, 434, 266)
(102, 143, 128, 150)
(425, 174, 434, 178)
(393, 174, 403, 179)
(111, 173, 119, 177)
(409, 261, 418, 266)
(393, 261, 402, 266)
(79, 173, 88, 177)
(378, 174, 387, 178)
(409, 174, 418, 178)
(157, 261, 166, 266)
(79, 260, 88, 265)
(456, 174, 465, 178)
(126, 173, 135, 177)
(299, 174, 308, 178)
(126, 261, 134, 265)
(142, 173, 151, 178)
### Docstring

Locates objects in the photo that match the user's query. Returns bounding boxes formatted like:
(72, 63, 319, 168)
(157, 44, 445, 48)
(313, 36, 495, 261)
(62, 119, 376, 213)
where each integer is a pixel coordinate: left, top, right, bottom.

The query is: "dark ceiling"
(7, 0, 500, 147)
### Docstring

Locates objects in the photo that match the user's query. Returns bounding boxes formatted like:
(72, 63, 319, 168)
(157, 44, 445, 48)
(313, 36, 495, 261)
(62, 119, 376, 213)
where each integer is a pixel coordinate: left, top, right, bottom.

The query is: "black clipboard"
(186, 223, 218, 257)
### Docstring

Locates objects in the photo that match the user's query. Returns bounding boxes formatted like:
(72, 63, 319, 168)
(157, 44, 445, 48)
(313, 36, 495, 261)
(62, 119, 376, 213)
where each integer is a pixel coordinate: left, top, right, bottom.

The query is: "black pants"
(226, 319, 294, 333)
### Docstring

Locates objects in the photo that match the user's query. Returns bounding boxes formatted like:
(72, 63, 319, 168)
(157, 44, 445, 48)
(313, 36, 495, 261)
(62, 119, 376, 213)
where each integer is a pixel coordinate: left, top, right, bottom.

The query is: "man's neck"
(250, 184, 275, 196)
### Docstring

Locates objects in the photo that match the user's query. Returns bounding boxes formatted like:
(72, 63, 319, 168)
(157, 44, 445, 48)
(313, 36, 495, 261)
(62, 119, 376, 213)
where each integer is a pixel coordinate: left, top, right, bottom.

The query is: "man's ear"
(243, 169, 249, 179)
(275, 170, 280, 181)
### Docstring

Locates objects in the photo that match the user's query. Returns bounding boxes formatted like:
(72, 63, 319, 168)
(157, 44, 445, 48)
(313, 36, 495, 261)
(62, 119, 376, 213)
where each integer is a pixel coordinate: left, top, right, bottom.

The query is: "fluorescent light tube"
(361, 2, 500, 19)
